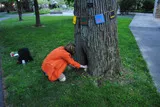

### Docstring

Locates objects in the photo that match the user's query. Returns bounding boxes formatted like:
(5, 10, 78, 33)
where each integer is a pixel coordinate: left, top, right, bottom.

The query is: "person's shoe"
(59, 76, 66, 82)
(59, 73, 66, 82)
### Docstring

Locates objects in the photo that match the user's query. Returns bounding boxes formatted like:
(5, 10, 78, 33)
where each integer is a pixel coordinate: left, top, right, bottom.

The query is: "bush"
(119, 0, 136, 14)
(53, 8, 63, 12)
(39, 8, 50, 14)
(142, 0, 154, 12)
(118, 0, 154, 13)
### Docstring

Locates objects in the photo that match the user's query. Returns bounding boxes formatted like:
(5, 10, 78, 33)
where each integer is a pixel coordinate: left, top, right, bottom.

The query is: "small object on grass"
(22, 60, 26, 65)
(10, 52, 14, 57)
(84, 68, 87, 72)
(10, 52, 19, 57)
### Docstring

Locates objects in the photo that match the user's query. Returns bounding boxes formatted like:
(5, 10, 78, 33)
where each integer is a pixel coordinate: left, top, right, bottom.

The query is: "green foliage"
(52, 0, 65, 6)
(39, 8, 50, 14)
(142, 0, 154, 12)
(52, 7, 63, 12)
(38, 0, 49, 5)
(64, 0, 74, 6)
(119, 0, 136, 14)
(0, 16, 160, 106)
(118, 0, 155, 13)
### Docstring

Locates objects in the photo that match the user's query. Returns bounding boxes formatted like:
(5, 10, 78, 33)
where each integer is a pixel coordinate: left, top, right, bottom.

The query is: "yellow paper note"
(73, 16, 77, 24)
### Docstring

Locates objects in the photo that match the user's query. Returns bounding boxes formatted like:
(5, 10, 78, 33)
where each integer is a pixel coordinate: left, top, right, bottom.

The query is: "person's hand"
(80, 65, 88, 69)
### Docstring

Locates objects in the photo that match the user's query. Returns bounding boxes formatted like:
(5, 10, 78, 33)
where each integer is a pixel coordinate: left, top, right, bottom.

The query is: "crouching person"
(41, 43, 87, 82)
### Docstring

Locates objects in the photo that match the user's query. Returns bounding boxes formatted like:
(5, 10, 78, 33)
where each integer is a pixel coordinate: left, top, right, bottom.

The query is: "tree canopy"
(64, 0, 73, 5)
(38, 0, 49, 5)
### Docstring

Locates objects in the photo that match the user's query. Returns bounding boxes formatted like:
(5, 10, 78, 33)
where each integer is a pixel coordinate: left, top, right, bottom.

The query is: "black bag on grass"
(17, 48, 33, 64)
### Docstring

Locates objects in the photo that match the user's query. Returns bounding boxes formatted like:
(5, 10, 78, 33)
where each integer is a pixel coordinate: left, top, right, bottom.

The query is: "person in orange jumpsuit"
(42, 43, 87, 82)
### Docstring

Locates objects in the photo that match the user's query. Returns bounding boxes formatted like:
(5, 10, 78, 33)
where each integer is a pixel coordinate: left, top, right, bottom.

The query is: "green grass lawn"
(0, 16, 160, 107)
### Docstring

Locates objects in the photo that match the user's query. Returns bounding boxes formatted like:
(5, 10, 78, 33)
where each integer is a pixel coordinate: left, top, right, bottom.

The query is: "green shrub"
(119, 0, 136, 14)
(38, 0, 49, 5)
(118, 0, 154, 13)
(39, 8, 50, 14)
(53, 8, 63, 12)
(142, 0, 154, 12)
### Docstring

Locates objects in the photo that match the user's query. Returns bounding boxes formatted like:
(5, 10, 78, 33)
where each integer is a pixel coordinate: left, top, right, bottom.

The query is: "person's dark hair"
(64, 43, 75, 55)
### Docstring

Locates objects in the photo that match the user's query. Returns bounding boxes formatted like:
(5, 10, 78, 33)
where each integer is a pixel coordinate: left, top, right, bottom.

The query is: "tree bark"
(4, 2, 10, 13)
(16, 0, 23, 21)
(74, 0, 121, 82)
(34, 0, 41, 27)
(154, 0, 160, 18)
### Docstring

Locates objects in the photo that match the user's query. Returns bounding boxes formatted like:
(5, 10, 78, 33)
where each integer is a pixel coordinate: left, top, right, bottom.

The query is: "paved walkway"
(0, 12, 6, 107)
(130, 13, 160, 92)
(0, 11, 74, 22)
(0, 55, 4, 107)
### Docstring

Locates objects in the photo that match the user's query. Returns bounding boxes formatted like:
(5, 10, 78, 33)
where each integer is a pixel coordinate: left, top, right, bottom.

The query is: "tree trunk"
(34, 0, 41, 27)
(16, 0, 23, 21)
(4, 2, 10, 13)
(154, 0, 160, 18)
(74, 0, 121, 82)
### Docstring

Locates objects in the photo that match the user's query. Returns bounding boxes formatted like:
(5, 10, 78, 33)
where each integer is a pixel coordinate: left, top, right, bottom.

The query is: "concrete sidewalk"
(0, 55, 4, 107)
(130, 13, 160, 92)
(0, 11, 74, 22)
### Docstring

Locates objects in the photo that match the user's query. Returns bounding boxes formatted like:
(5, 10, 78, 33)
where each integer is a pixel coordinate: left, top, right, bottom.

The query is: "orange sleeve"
(62, 53, 81, 69)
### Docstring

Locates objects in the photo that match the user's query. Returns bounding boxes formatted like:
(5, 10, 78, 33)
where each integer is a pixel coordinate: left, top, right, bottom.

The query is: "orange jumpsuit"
(42, 46, 81, 81)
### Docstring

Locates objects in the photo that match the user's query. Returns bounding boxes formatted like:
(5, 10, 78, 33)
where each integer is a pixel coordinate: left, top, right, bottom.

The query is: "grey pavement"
(0, 55, 4, 107)
(130, 13, 160, 92)
(0, 12, 35, 21)
(0, 11, 74, 22)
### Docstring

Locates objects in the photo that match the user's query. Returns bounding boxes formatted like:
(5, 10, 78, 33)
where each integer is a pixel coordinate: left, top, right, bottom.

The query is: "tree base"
(19, 19, 23, 21)
(33, 24, 45, 27)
